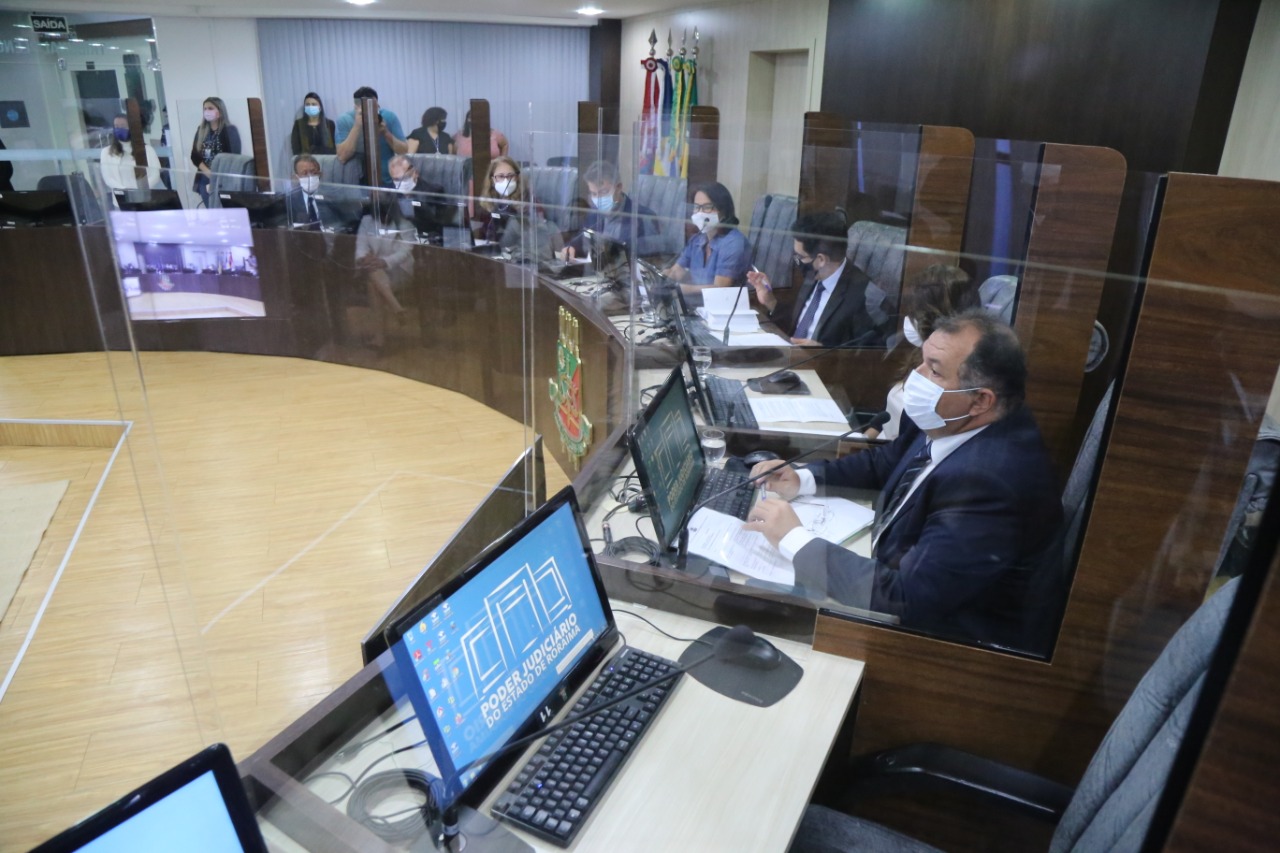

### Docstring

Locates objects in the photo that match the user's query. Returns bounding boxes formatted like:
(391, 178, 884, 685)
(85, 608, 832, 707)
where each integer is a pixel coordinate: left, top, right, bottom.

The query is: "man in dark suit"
(747, 211, 884, 347)
(387, 154, 454, 243)
(285, 154, 359, 233)
(747, 311, 1062, 648)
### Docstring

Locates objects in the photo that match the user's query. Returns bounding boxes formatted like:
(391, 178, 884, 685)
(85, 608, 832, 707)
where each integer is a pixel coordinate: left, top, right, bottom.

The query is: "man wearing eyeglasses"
(747, 211, 884, 347)
(746, 311, 1063, 651)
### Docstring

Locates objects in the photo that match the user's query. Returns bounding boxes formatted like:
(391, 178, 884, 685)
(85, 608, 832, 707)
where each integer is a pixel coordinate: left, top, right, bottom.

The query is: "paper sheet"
(685, 498, 874, 586)
(748, 396, 848, 424)
(700, 287, 750, 316)
(696, 307, 760, 332)
(725, 330, 793, 347)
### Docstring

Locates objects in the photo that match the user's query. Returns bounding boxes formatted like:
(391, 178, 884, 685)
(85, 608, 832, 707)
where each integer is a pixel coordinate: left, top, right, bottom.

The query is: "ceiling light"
(91, 42, 102, 47)
(576, 5, 605, 14)
(69, 37, 83, 42)
(345, 0, 376, 5)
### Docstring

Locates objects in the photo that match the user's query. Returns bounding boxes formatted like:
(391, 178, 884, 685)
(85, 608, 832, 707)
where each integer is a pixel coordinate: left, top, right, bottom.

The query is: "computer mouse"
(738, 636, 784, 670)
(741, 449, 781, 468)
(754, 370, 803, 395)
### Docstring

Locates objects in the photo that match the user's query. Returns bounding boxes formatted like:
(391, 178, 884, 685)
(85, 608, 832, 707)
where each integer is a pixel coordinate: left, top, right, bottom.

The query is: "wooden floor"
(0, 351, 567, 851)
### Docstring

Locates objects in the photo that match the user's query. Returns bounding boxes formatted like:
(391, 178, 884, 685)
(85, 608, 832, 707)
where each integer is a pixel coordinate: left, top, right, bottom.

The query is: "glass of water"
(691, 345, 713, 378)
(700, 427, 727, 466)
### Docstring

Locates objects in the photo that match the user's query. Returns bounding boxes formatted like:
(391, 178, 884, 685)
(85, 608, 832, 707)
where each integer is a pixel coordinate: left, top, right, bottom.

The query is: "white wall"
(1219, 0, 1280, 181)
(619, 0, 828, 218)
(152, 16, 262, 206)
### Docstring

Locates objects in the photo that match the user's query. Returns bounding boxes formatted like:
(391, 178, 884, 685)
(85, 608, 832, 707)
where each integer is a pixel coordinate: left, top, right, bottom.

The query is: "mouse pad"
(678, 626, 803, 707)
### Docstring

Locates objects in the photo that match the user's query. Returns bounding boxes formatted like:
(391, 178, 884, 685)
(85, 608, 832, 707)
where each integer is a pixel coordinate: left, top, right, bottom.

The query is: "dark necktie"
(795, 281, 826, 340)
(307, 195, 320, 223)
(872, 441, 932, 545)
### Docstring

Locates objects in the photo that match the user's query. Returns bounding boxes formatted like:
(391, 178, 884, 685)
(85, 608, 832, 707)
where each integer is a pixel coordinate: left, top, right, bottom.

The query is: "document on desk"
(726, 330, 793, 347)
(748, 396, 848, 424)
(687, 498, 874, 585)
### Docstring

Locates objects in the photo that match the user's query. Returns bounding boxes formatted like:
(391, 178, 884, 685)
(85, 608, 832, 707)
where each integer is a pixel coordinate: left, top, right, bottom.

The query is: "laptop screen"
(32, 744, 266, 853)
(629, 367, 705, 550)
(388, 487, 616, 807)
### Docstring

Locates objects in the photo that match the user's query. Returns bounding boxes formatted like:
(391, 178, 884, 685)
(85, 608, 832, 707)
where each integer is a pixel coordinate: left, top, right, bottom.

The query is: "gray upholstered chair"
(207, 153, 256, 207)
(747, 193, 798, 292)
(847, 220, 907, 318)
(980, 274, 1020, 324)
(407, 153, 467, 198)
(789, 575, 1240, 853)
(634, 174, 688, 259)
(522, 165, 580, 230)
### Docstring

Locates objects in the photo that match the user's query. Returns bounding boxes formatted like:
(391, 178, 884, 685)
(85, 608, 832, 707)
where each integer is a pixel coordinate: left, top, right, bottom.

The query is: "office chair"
(206, 153, 256, 207)
(36, 172, 103, 224)
(790, 575, 1240, 853)
(980, 274, 1020, 324)
(546, 156, 577, 168)
(747, 193, 798, 292)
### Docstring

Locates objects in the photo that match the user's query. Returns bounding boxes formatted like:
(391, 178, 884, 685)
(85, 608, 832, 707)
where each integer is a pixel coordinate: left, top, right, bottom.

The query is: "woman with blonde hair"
(473, 156, 530, 244)
(190, 96, 240, 206)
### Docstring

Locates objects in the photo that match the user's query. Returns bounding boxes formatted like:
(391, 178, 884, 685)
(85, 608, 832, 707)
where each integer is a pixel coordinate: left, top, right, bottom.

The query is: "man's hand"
(746, 268, 777, 313)
(790, 337, 820, 347)
(749, 460, 800, 499)
(744, 498, 802, 547)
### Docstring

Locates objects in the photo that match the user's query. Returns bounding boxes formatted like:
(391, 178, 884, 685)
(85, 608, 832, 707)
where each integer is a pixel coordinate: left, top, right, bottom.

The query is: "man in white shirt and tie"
(286, 154, 358, 233)
(747, 211, 883, 347)
(744, 311, 1063, 650)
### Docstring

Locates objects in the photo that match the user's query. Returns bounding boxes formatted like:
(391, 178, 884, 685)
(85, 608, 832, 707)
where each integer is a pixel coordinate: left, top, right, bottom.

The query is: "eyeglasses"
(493, 173, 518, 181)
(692, 203, 717, 213)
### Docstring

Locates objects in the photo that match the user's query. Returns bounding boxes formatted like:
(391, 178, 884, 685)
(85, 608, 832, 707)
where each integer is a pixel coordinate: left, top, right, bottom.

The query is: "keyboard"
(704, 375, 760, 429)
(697, 465, 754, 520)
(491, 647, 682, 846)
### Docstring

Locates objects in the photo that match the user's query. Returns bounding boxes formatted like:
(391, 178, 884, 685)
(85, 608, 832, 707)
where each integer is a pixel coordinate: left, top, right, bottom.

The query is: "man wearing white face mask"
(562, 160, 659, 260)
(387, 155, 449, 241)
(285, 154, 355, 232)
(746, 310, 1062, 649)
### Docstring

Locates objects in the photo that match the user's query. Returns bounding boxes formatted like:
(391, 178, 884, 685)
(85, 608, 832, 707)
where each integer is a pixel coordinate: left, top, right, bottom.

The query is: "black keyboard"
(697, 465, 754, 520)
(491, 647, 682, 846)
(704, 375, 759, 429)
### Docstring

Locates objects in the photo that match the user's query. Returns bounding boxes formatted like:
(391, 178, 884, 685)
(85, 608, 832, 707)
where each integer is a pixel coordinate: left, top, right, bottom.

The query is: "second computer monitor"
(629, 366, 705, 551)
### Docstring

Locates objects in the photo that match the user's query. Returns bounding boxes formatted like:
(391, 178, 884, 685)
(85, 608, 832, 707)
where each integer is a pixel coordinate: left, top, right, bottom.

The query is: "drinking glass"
(691, 346, 713, 378)
(700, 427, 727, 466)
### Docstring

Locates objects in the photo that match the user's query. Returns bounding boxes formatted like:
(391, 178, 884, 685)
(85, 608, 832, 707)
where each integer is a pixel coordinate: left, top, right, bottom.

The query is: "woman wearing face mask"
(474, 156, 531, 245)
(407, 107, 453, 155)
(100, 114, 163, 200)
(189, 96, 240, 207)
(867, 264, 979, 440)
(662, 182, 750, 291)
(290, 92, 336, 156)
(454, 109, 509, 158)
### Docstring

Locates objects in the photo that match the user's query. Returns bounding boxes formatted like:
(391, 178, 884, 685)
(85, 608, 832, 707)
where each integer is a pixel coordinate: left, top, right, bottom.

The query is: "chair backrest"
(1048, 576, 1239, 853)
(522, 165, 580, 229)
(634, 174, 688, 259)
(1062, 382, 1115, 569)
(980, 274, 1020, 324)
(312, 154, 363, 189)
(547, 156, 578, 168)
(748, 193, 798, 292)
(207, 153, 256, 207)
(37, 172, 103, 224)
(408, 153, 467, 198)
(847, 220, 907, 313)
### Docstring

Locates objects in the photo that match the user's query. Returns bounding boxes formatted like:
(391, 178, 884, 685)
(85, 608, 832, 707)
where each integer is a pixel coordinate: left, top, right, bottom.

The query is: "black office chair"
(37, 172, 102, 224)
(789, 576, 1239, 853)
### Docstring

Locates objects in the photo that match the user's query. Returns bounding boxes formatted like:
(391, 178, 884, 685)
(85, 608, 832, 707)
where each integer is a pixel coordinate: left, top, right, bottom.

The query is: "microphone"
(746, 329, 882, 393)
(451, 626, 759, 781)
(689, 425, 867, 515)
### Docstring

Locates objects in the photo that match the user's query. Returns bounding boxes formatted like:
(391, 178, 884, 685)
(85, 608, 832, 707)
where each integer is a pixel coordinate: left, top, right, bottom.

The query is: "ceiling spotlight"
(576, 5, 605, 14)
(345, 0, 376, 5)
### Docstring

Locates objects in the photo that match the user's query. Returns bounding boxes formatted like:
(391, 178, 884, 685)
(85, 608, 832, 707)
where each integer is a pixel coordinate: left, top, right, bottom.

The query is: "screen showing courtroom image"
(110, 208, 265, 321)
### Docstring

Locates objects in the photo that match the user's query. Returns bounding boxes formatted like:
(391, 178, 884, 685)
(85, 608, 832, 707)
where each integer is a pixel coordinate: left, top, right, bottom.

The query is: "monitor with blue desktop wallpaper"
(389, 487, 616, 807)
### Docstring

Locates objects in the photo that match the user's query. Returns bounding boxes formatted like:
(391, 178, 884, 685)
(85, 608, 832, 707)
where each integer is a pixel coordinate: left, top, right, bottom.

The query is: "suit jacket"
(793, 407, 1063, 649)
(782, 262, 882, 347)
(284, 187, 360, 233)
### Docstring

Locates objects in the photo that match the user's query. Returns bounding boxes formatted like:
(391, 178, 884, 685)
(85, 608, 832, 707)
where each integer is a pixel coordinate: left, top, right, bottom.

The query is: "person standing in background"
(454, 109, 508, 158)
(290, 92, 336, 156)
(190, 97, 240, 207)
(335, 86, 407, 187)
(101, 114, 164, 199)
(406, 107, 453, 155)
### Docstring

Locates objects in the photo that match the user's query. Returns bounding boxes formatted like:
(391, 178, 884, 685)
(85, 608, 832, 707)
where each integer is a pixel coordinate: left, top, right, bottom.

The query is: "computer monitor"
(31, 743, 267, 853)
(0, 190, 75, 227)
(360, 437, 547, 664)
(114, 189, 183, 212)
(629, 366, 705, 551)
(218, 192, 288, 229)
(386, 486, 618, 809)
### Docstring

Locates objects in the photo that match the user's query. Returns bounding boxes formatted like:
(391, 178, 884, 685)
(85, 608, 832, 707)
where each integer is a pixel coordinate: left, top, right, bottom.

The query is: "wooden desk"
(252, 605, 863, 852)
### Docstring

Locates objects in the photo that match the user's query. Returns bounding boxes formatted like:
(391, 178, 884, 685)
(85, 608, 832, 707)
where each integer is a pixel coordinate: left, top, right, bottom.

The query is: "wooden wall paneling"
(1013, 144, 1127, 479)
(247, 97, 270, 188)
(578, 100, 601, 201)
(899, 124, 975, 310)
(125, 98, 148, 185)
(686, 106, 719, 201)
(799, 111, 852, 216)
(0, 228, 117, 356)
(812, 171, 1280, 811)
(1162, 521, 1280, 850)
(470, 98, 492, 198)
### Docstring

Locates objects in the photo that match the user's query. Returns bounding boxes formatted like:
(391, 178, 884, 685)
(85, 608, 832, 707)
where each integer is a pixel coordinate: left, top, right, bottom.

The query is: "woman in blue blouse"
(663, 181, 750, 290)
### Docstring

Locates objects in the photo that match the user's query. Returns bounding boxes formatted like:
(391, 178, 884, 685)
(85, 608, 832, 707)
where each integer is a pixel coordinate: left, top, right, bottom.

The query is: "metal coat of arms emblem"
(549, 307, 593, 470)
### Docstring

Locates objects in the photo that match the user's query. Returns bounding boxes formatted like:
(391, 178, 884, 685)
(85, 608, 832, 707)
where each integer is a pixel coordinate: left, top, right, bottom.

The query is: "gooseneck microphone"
(450, 625, 759, 781)
(720, 282, 751, 346)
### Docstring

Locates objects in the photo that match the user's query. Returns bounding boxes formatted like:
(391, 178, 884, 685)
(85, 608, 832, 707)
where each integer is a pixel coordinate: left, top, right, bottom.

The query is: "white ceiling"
(3, 0, 702, 27)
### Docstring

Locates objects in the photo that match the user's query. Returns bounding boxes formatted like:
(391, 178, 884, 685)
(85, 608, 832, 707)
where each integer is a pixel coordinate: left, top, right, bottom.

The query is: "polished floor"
(0, 351, 566, 851)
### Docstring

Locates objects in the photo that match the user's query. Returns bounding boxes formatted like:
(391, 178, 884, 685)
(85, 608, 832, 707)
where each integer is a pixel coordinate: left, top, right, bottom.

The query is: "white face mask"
(902, 369, 980, 431)
(691, 211, 719, 233)
(298, 175, 319, 194)
(903, 316, 924, 348)
(591, 193, 615, 212)
(394, 178, 416, 194)
(495, 178, 517, 198)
